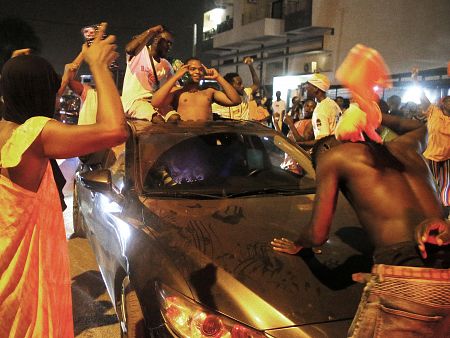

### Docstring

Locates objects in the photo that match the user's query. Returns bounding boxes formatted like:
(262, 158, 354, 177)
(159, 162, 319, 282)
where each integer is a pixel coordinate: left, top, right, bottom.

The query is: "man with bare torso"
(272, 113, 450, 337)
(151, 58, 241, 121)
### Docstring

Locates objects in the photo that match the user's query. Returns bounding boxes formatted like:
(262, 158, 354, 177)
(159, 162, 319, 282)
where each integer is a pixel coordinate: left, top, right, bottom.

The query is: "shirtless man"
(272, 112, 450, 337)
(151, 58, 241, 121)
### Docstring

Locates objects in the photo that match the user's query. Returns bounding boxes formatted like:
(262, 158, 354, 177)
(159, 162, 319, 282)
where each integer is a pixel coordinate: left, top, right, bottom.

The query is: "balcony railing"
(241, 1, 281, 26)
(284, 0, 312, 31)
(202, 17, 234, 41)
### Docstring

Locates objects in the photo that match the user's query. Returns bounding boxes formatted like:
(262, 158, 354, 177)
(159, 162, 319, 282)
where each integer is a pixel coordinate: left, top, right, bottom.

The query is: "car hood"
(139, 194, 371, 331)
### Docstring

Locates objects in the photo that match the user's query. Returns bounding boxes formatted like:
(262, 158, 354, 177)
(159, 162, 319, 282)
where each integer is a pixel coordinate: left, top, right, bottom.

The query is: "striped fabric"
(429, 159, 450, 207)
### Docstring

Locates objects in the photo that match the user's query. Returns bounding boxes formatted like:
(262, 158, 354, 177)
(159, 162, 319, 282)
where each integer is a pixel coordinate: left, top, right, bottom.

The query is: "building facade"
(198, 0, 450, 102)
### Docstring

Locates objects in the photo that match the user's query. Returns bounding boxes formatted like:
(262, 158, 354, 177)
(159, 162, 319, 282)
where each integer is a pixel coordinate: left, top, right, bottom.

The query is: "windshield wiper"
(224, 187, 305, 198)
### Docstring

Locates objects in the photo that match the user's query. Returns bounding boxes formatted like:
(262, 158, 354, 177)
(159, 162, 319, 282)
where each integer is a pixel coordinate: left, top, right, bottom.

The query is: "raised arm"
(57, 51, 85, 96)
(243, 57, 260, 94)
(381, 113, 423, 134)
(207, 67, 241, 106)
(381, 113, 427, 153)
(151, 64, 188, 109)
(411, 68, 431, 113)
(41, 23, 128, 159)
(125, 25, 163, 56)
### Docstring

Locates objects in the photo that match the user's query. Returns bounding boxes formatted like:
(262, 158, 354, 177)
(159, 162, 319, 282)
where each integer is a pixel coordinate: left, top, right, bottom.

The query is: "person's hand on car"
(271, 237, 303, 255)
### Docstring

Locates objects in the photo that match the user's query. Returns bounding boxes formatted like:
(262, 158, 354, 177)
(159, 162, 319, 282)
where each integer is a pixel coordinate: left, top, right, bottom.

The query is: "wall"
(312, 0, 450, 82)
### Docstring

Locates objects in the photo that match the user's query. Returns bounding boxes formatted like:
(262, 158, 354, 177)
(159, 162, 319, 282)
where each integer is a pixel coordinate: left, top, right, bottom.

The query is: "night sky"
(1, 0, 205, 75)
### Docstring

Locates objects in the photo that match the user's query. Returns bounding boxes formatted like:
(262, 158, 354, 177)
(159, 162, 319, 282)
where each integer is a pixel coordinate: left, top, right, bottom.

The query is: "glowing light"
(402, 86, 437, 104)
(210, 8, 225, 25)
(373, 85, 379, 92)
(99, 194, 122, 213)
(160, 290, 265, 338)
(201, 315, 224, 336)
(273, 74, 314, 103)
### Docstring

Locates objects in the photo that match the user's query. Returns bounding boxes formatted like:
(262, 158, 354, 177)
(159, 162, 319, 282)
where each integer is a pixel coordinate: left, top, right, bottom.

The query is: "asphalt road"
(61, 158, 120, 337)
(69, 237, 120, 337)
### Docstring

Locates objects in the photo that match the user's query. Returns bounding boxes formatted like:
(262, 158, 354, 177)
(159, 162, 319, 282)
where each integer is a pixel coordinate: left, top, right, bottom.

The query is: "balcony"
(284, 0, 312, 32)
(202, 0, 332, 54)
(212, 17, 285, 50)
(241, 1, 281, 26)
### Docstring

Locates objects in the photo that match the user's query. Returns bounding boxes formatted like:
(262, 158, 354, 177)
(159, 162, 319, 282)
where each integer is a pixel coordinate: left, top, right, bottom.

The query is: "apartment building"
(198, 0, 450, 102)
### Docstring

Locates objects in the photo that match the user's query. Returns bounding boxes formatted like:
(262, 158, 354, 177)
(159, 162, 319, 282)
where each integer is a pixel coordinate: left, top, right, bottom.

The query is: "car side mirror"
(79, 169, 112, 193)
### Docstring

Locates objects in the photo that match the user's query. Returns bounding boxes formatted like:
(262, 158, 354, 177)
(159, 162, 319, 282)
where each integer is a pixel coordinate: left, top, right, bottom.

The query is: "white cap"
(307, 73, 330, 92)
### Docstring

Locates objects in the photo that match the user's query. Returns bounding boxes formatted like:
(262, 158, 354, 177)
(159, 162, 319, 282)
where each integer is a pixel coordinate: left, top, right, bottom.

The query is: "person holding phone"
(151, 57, 241, 121)
(0, 23, 128, 337)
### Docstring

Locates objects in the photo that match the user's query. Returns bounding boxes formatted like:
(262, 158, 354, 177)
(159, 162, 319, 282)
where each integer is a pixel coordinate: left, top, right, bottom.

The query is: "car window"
(139, 131, 315, 197)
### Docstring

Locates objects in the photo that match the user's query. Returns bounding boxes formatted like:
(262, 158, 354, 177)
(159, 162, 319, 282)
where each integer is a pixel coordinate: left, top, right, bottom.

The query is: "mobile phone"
(82, 24, 118, 70)
(181, 71, 192, 85)
(82, 24, 106, 47)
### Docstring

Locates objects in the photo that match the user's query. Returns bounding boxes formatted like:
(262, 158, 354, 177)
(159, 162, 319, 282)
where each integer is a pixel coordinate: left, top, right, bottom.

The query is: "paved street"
(69, 238, 120, 337)
(60, 158, 120, 337)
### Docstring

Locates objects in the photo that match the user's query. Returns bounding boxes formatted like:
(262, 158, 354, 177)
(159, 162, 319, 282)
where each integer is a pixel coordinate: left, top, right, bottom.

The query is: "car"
(74, 119, 373, 338)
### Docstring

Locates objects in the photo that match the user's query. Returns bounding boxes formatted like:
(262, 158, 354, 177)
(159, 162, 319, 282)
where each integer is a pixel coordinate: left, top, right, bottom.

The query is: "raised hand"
(411, 67, 419, 82)
(82, 23, 118, 68)
(149, 24, 164, 35)
(283, 114, 294, 125)
(243, 56, 254, 65)
(271, 237, 303, 255)
(11, 48, 31, 58)
(202, 65, 220, 80)
(174, 64, 189, 79)
(415, 218, 450, 259)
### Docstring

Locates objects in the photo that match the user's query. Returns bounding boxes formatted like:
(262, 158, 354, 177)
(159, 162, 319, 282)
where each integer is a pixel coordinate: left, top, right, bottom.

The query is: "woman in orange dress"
(0, 23, 128, 337)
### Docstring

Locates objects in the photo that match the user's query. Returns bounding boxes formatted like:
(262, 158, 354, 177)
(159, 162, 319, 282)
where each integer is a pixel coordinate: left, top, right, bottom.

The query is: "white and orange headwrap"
(335, 44, 392, 143)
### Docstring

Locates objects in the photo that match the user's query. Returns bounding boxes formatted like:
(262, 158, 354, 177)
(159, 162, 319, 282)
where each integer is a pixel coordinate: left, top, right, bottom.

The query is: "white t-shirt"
(78, 85, 97, 125)
(312, 97, 342, 139)
(212, 87, 252, 120)
(272, 99, 286, 115)
(121, 46, 174, 112)
(272, 99, 286, 130)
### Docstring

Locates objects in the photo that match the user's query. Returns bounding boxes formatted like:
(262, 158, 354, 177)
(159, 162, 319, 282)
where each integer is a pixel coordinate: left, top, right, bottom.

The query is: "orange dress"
(0, 117, 74, 337)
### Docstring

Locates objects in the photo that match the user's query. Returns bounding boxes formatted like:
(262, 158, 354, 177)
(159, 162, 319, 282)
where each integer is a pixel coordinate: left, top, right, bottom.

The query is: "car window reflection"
(140, 132, 315, 196)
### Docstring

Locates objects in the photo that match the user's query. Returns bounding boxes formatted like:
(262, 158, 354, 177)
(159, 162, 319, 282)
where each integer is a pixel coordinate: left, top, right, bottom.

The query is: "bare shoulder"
(0, 121, 18, 147)
(319, 142, 372, 174)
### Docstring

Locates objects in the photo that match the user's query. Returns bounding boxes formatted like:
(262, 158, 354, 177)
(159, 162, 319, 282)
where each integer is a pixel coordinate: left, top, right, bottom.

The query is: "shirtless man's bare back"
(151, 58, 241, 121)
(271, 113, 450, 337)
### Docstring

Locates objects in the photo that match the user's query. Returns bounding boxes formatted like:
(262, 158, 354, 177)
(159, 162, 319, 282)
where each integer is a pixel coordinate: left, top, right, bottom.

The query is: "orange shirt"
(0, 117, 74, 337)
(423, 105, 450, 161)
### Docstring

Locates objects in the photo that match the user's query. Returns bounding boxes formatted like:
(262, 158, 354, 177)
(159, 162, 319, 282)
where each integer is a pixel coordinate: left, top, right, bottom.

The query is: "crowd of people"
(0, 21, 449, 337)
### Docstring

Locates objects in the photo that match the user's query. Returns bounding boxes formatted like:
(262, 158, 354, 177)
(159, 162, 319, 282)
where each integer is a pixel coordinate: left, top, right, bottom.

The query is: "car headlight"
(157, 283, 267, 338)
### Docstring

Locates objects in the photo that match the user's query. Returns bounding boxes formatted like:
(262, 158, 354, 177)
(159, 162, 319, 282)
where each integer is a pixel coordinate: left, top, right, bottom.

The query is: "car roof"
(127, 119, 275, 137)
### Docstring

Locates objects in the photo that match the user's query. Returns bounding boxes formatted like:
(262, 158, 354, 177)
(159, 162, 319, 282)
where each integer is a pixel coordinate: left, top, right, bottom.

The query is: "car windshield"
(139, 129, 315, 197)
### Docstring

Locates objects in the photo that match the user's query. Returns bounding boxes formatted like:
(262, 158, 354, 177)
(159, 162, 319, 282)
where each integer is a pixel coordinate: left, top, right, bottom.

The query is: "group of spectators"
(0, 20, 449, 338)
